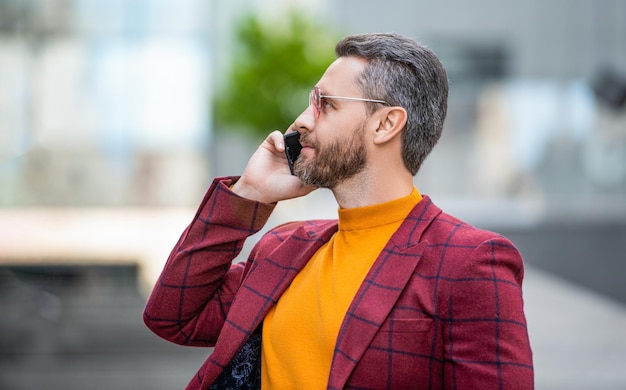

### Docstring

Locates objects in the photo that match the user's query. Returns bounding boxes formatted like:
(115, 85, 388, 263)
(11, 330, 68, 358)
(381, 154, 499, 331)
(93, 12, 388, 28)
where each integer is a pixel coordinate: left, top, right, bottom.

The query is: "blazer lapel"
(239, 220, 339, 322)
(328, 196, 441, 389)
(203, 220, 338, 387)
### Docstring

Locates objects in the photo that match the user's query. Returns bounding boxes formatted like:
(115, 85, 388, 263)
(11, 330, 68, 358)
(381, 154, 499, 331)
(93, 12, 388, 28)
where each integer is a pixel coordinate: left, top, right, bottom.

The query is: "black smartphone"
(284, 132, 302, 175)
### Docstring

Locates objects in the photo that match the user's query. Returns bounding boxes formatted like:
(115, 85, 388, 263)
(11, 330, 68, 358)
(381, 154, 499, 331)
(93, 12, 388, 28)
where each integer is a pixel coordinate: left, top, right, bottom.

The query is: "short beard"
(294, 125, 367, 189)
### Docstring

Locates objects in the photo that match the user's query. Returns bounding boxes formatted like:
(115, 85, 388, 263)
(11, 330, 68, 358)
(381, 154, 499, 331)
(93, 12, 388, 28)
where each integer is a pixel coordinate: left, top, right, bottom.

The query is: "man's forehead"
(317, 56, 367, 94)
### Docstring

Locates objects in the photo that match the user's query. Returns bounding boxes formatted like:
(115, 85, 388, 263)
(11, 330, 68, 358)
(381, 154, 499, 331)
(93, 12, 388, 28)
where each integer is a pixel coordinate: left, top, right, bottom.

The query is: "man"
(144, 33, 534, 389)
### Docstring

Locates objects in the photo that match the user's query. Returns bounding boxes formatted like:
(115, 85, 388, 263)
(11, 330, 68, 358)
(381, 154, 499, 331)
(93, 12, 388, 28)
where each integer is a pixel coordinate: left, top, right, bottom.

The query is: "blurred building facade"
(0, 0, 213, 207)
(1, 0, 625, 212)
(328, 0, 626, 219)
(1, 2, 625, 389)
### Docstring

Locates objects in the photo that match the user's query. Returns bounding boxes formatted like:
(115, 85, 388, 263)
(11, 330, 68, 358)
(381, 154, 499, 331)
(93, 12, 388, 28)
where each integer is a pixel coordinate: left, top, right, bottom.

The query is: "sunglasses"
(309, 86, 389, 119)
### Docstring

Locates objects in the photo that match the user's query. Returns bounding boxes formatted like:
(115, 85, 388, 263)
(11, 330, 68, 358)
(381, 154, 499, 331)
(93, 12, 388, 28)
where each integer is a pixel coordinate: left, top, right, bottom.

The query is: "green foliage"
(214, 10, 340, 140)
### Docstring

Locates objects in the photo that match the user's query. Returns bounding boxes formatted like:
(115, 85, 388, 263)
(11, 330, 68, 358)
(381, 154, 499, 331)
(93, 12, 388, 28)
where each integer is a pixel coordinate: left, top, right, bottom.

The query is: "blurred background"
(1, 0, 625, 389)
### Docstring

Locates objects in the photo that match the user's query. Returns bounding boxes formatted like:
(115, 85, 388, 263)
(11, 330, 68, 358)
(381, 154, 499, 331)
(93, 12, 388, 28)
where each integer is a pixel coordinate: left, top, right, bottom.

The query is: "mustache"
(298, 133, 316, 148)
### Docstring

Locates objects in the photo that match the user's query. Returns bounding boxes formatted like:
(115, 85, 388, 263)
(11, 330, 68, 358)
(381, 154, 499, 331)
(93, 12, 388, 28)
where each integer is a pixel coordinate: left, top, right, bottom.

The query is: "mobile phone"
(284, 132, 302, 175)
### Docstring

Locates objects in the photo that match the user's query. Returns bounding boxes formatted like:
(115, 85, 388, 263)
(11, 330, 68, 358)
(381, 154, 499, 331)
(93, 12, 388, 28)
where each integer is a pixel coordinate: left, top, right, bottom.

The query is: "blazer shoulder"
(248, 219, 338, 260)
(268, 219, 338, 237)
(422, 197, 516, 247)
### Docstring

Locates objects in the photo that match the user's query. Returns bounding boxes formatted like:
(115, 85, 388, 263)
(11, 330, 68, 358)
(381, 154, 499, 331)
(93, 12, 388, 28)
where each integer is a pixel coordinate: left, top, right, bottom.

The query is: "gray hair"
(335, 33, 449, 175)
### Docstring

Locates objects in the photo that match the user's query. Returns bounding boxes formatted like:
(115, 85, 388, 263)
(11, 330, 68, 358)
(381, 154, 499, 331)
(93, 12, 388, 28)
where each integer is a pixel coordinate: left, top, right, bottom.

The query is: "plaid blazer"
(144, 177, 534, 389)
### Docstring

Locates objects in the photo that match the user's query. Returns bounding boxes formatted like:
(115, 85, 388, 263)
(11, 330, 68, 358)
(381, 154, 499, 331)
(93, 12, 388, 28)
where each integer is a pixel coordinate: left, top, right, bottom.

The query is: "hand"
(231, 130, 316, 203)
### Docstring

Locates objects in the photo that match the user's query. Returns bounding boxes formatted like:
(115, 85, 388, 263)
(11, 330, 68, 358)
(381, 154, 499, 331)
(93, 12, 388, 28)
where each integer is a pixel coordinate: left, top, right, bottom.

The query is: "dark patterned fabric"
(209, 335, 260, 390)
(144, 177, 534, 389)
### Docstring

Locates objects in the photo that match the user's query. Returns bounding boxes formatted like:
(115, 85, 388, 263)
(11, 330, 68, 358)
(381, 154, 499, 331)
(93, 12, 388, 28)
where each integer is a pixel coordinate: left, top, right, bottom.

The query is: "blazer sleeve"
(143, 177, 275, 347)
(443, 234, 534, 389)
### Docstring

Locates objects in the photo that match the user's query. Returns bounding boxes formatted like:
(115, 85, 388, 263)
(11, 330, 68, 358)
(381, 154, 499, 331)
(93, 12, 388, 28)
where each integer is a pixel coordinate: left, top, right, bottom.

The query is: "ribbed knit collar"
(337, 188, 422, 232)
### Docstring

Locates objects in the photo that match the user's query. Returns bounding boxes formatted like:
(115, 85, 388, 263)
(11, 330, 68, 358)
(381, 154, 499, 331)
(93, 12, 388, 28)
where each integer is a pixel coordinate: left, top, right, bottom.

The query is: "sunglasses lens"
(310, 87, 320, 118)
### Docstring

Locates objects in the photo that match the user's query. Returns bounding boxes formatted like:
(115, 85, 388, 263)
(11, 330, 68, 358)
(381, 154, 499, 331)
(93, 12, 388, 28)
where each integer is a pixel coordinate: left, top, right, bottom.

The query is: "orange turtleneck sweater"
(261, 188, 422, 389)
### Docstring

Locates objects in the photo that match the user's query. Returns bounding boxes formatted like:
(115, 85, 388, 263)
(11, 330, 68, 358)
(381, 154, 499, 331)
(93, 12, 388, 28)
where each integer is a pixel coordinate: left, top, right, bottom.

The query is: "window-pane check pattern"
(144, 177, 534, 389)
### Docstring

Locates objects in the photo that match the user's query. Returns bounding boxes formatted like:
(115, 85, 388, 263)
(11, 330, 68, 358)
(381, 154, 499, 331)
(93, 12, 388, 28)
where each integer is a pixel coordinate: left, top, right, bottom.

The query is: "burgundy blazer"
(144, 177, 534, 389)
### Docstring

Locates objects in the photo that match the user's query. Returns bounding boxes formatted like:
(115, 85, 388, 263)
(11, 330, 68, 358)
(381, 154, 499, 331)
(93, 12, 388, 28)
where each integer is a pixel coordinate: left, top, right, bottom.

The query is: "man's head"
(335, 33, 448, 175)
(292, 33, 448, 189)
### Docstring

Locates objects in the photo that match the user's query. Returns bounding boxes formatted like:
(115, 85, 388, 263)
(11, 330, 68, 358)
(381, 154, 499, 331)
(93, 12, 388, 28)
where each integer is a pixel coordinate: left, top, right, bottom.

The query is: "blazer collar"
(248, 196, 442, 326)
(328, 195, 442, 389)
(247, 219, 339, 299)
(201, 220, 338, 388)
(221, 219, 339, 335)
(208, 196, 441, 388)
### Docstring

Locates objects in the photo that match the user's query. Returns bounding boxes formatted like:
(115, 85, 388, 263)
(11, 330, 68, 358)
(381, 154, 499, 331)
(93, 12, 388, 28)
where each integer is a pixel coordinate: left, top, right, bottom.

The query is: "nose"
(293, 104, 315, 133)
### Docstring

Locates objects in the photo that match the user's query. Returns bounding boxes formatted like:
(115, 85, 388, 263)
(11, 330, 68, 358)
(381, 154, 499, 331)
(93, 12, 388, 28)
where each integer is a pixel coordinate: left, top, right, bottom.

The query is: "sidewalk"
(523, 267, 626, 389)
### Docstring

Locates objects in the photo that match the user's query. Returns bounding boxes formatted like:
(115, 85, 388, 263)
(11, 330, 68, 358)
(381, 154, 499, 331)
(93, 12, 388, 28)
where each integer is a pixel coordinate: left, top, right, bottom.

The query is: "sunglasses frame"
(309, 86, 389, 118)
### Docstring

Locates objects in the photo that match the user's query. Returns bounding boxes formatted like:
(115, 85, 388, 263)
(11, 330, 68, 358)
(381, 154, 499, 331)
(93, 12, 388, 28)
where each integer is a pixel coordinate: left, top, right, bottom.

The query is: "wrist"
(230, 178, 271, 203)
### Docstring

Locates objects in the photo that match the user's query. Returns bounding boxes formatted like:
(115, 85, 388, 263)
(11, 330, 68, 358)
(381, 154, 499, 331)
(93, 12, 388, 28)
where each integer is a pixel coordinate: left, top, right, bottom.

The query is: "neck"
(331, 168, 414, 209)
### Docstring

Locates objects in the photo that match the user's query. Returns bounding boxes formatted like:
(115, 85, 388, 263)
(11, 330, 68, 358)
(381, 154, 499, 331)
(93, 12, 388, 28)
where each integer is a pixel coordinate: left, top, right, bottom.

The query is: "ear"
(372, 107, 408, 145)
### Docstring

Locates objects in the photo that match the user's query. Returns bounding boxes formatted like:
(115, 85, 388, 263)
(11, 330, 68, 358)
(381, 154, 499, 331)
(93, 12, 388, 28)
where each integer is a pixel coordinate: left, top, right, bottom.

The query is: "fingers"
(265, 128, 299, 154)
(232, 128, 313, 203)
(265, 130, 286, 152)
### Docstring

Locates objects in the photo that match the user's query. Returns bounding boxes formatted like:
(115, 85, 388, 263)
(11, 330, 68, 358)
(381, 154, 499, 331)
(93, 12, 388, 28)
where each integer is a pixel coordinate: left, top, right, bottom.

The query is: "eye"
(320, 97, 333, 110)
